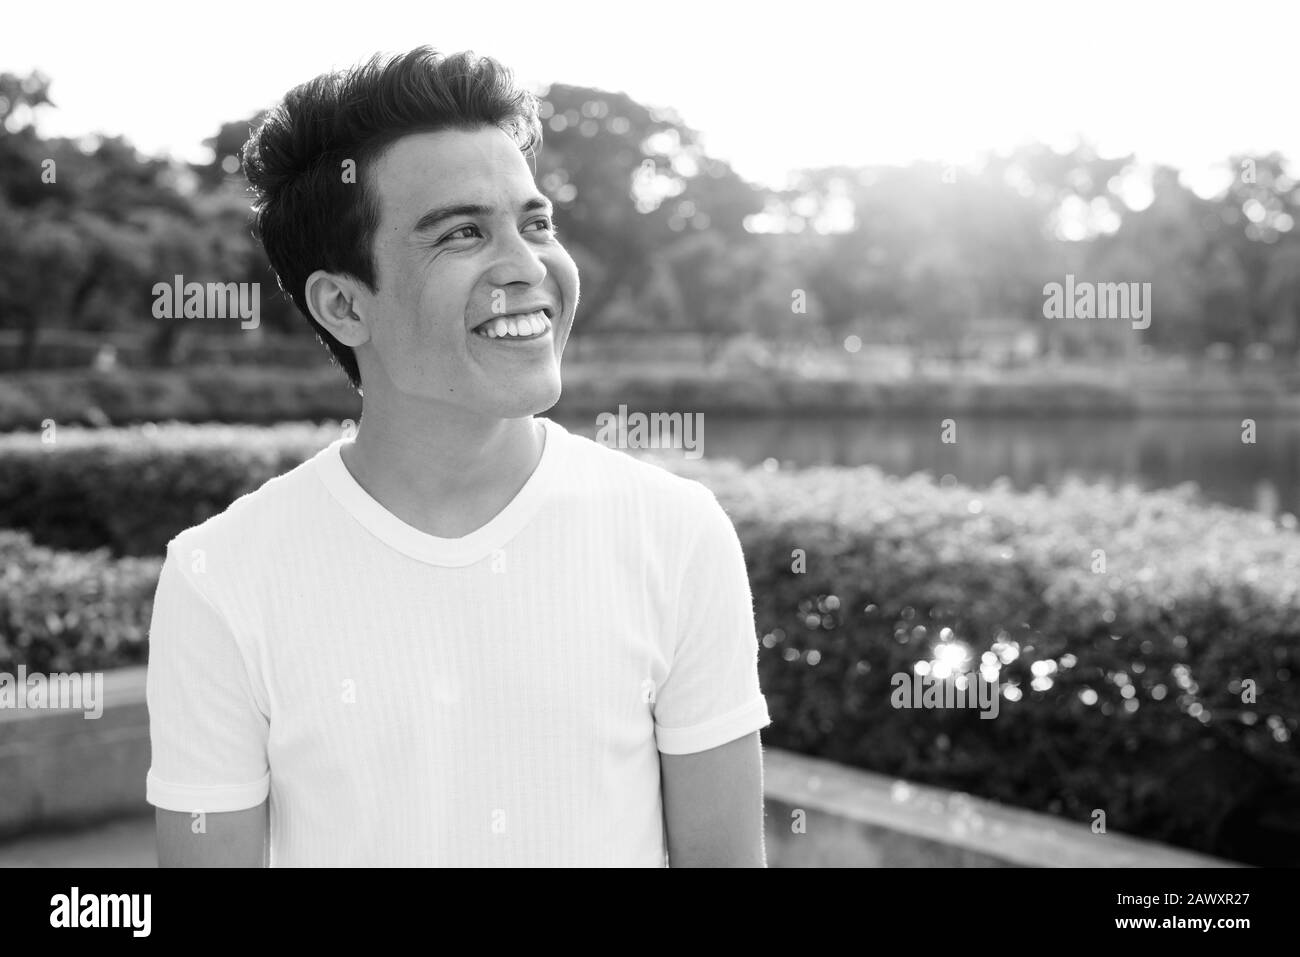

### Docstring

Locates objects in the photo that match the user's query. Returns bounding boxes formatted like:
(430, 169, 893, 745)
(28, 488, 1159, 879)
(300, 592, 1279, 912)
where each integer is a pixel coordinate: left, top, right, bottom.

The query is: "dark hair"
(241, 47, 542, 390)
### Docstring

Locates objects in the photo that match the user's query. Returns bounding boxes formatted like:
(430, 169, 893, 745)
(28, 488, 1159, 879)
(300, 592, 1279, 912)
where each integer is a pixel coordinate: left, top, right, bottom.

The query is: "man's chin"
(522, 382, 563, 418)
(488, 375, 563, 420)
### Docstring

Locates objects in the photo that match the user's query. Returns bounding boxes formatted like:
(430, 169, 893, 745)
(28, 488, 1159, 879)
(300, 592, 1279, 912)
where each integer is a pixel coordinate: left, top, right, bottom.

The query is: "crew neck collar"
(313, 416, 566, 567)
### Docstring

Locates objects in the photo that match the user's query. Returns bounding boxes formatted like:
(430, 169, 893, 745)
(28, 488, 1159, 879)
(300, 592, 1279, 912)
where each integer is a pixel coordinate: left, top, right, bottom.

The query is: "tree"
(192, 114, 266, 190)
(532, 84, 761, 332)
(1213, 152, 1300, 354)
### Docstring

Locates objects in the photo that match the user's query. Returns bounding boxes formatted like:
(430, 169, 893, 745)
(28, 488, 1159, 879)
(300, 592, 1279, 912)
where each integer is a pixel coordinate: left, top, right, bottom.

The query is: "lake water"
(554, 412, 1300, 516)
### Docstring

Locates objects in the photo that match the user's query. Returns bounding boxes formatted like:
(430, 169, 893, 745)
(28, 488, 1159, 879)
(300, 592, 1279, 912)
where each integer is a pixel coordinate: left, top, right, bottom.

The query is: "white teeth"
(474, 310, 552, 338)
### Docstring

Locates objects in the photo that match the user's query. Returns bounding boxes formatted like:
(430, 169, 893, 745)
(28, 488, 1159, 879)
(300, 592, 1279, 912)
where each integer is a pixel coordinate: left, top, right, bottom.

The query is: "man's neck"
(339, 398, 545, 539)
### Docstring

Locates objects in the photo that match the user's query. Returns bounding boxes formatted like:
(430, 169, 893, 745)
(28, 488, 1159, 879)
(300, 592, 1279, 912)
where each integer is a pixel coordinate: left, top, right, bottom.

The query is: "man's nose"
(486, 229, 548, 288)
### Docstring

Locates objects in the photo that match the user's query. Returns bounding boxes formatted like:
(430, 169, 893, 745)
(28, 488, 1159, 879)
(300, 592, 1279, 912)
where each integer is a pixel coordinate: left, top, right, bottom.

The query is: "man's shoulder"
(167, 444, 333, 562)
(557, 424, 719, 513)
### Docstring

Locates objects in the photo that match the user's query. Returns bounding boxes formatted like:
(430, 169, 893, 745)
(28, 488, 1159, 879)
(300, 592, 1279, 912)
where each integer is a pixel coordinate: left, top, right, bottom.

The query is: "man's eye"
(525, 217, 557, 235)
(442, 224, 482, 242)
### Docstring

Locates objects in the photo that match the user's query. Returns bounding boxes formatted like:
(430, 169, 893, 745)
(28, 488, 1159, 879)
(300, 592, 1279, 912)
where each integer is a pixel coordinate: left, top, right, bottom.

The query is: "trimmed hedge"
(0, 422, 340, 556)
(665, 455, 1300, 866)
(3, 423, 1298, 864)
(0, 365, 1150, 433)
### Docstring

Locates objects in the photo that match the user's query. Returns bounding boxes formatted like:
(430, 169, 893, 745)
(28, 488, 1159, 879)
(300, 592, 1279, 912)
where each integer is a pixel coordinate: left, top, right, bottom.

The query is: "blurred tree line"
(1, 68, 1297, 370)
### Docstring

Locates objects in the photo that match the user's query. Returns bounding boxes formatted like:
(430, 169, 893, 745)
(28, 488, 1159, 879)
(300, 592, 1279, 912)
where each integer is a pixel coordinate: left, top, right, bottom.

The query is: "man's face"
(355, 126, 578, 418)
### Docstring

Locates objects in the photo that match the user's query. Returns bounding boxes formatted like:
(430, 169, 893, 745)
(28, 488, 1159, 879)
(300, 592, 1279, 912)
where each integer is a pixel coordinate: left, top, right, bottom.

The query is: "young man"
(145, 47, 771, 867)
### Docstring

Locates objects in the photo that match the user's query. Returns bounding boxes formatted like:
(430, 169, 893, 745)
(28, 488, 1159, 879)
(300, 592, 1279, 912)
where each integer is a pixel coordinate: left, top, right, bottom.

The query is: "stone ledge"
(0, 667, 149, 837)
(762, 748, 1242, 867)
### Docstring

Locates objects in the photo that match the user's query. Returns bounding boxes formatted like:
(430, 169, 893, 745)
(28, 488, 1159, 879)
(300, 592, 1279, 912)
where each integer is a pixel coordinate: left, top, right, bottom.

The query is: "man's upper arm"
(146, 540, 272, 849)
(660, 731, 765, 867)
(652, 486, 771, 754)
(653, 487, 771, 865)
(156, 801, 268, 867)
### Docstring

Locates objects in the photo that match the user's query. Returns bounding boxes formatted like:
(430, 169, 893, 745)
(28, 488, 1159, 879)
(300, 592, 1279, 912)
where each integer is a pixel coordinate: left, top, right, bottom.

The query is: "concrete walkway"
(0, 815, 156, 867)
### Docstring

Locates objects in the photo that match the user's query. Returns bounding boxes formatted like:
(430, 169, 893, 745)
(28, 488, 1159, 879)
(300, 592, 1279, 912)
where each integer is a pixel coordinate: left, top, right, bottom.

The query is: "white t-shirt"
(144, 415, 771, 866)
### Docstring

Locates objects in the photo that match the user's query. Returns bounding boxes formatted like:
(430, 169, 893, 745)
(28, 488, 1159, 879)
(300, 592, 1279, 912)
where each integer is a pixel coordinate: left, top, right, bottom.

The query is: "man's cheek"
(554, 248, 580, 315)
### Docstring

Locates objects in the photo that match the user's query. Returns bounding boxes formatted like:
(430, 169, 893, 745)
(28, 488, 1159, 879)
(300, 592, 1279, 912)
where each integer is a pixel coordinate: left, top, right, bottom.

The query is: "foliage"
(0, 422, 342, 555)
(2, 69, 1298, 369)
(0, 530, 158, 674)
(672, 455, 1300, 865)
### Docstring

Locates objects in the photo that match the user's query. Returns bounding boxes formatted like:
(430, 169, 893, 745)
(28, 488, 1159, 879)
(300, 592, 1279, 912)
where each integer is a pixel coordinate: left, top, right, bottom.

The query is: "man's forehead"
(371, 128, 536, 219)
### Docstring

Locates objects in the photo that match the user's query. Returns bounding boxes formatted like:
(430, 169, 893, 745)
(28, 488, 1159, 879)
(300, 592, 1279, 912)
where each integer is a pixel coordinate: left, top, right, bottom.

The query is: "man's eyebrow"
(411, 197, 554, 235)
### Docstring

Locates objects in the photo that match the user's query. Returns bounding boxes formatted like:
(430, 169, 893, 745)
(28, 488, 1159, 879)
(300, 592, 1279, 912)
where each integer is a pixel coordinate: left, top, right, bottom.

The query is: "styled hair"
(241, 47, 542, 390)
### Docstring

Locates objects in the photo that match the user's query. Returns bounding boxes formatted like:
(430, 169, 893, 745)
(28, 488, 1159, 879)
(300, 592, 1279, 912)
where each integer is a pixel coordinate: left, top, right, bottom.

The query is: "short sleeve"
(145, 541, 271, 813)
(653, 487, 771, 755)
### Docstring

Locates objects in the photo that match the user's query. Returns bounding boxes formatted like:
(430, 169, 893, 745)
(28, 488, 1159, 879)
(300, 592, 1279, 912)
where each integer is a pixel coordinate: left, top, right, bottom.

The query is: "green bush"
(0, 422, 341, 555)
(3, 423, 1297, 863)
(0, 530, 159, 674)
(664, 455, 1300, 865)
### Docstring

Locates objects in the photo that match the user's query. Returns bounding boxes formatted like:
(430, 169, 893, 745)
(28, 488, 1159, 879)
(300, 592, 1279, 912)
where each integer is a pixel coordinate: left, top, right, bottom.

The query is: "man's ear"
(304, 270, 372, 347)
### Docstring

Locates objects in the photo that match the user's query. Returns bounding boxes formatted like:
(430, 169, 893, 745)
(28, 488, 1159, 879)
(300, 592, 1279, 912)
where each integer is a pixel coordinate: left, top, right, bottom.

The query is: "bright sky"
(3, 0, 1295, 197)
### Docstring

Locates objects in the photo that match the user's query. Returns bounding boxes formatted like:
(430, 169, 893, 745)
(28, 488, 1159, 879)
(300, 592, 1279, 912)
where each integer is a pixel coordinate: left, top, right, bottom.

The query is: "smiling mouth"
(471, 309, 553, 341)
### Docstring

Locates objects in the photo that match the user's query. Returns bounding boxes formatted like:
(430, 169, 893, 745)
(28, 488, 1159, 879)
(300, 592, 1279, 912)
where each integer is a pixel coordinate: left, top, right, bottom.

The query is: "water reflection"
(556, 412, 1300, 515)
